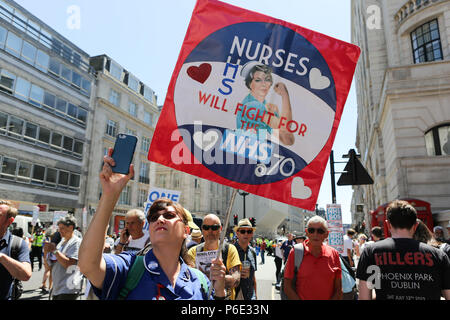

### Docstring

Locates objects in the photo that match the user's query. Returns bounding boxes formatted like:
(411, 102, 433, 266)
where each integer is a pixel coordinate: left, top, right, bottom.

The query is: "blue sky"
(15, 0, 358, 224)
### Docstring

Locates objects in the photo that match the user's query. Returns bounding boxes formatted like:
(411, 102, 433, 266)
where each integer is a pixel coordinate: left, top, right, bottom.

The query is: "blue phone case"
(111, 134, 137, 174)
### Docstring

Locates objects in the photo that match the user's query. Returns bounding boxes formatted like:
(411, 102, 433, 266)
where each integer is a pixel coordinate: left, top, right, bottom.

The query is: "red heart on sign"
(187, 63, 212, 84)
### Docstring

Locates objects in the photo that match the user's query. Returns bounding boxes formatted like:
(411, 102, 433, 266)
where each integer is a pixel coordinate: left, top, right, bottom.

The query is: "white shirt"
(342, 235, 353, 257)
(115, 232, 150, 254)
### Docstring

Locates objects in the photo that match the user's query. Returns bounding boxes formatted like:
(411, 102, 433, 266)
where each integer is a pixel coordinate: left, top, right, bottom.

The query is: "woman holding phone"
(78, 148, 226, 300)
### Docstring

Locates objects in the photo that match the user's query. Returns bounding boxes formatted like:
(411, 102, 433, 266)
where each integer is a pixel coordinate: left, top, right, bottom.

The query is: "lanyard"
(155, 283, 166, 300)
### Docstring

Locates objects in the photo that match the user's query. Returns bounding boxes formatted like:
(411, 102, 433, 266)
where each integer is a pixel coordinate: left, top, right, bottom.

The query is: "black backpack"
(10, 235, 24, 300)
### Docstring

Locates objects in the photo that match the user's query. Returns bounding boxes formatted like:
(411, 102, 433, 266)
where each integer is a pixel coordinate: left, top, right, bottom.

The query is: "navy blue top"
(91, 249, 213, 300)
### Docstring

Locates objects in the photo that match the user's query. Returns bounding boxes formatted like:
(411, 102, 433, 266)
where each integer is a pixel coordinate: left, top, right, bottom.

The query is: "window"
(72, 71, 81, 88)
(21, 41, 37, 65)
(137, 189, 147, 208)
(126, 128, 136, 136)
(67, 103, 78, 119)
(118, 185, 131, 205)
(77, 108, 87, 124)
(14, 77, 31, 101)
(143, 111, 153, 126)
(69, 173, 80, 189)
(50, 132, 63, 151)
(0, 25, 7, 48)
(157, 174, 166, 188)
(48, 57, 61, 76)
(55, 98, 67, 115)
(109, 89, 120, 106)
(411, 19, 443, 63)
(38, 127, 50, 145)
(45, 168, 57, 187)
(1, 157, 17, 180)
(13, 11, 27, 32)
(29, 84, 44, 107)
(141, 85, 154, 102)
(17, 161, 32, 183)
(32, 164, 45, 185)
(128, 101, 137, 117)
(141, 137, 151, 153)
(61, 64, 72, 83)
(109, 61, 122, 81)
(63, 136, 74, 153)
(0, 69, 16, 94)
(0, 112, 8, 134)
(139, 162, 149, 184)
(43, 92, 56, 110)
(73, 140, 83, 156)
(425, 124, 450, 156)
(72, 52, 81, 68)
(24, 122, 38, 143)
(106, 120, 117, 137)
(58, 170, 69, 188)
(8, 116, 23, 138)
(128, 75, 139, 92)
(5, 31, 22, 57)
(26, 19, 40, 41)
(35, 50, 49, 72)
(81, 78, 91, 95)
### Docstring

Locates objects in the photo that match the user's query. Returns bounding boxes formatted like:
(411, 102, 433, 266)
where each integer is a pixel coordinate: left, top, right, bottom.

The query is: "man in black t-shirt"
(357, 200, 450, 300)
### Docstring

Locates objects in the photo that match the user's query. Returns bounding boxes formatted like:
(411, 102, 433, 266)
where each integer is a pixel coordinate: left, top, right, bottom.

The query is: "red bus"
(370, 198, 433, 238)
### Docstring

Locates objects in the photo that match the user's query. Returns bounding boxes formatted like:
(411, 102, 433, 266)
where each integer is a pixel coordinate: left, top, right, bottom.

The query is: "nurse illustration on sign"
(236, 61, 295, 146)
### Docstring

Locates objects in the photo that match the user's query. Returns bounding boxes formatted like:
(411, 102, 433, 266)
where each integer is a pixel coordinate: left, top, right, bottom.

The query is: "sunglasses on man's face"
(202, 224, 220, 231)
(307, 227, 326, 235)
(238, 229, 253, 235)
(148, 210, 179, 223)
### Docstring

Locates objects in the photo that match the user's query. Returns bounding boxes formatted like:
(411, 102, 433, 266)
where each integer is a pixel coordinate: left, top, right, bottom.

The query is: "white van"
(11, 215, 40, 238)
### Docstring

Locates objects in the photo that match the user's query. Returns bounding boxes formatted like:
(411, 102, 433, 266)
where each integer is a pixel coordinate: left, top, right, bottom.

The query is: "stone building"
(351, 0, 450, 231)
(86, 54, 159, 234)
(0, 0, 95, 225)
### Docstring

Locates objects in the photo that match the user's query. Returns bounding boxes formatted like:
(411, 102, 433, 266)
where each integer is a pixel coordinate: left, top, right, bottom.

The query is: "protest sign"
(326, 204, 344, 254)
(142, 187, 182, 232)
(148, 0, 360, 211)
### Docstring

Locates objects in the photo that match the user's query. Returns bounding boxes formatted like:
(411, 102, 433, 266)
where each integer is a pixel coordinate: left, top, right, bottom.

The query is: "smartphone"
(111, 133, 137, 174)
(125, 229, 130, 237)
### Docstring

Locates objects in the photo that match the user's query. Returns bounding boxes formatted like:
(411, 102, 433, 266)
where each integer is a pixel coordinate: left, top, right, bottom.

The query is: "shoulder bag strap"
(117, 255, 145, 300)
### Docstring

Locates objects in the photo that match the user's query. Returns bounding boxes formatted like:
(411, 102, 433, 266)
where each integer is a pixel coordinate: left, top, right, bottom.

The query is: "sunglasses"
(202, 224, 220, 231)
(148, 210, 179, 223)
(238, 229, 253, 234)
(307, 227, 326, 235)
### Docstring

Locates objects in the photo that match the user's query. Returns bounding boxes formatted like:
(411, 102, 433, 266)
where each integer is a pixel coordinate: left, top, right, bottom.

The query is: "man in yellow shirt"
(188, 214, 241, 300)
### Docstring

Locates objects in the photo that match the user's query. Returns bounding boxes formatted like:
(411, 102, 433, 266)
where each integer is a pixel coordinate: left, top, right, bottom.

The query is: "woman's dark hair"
(12, 227, 23, 238)
(413, 219, 433, 244)
(147, 198, 194, 267)
(386, 200, 417, 230)
(244, 64, 273, 89)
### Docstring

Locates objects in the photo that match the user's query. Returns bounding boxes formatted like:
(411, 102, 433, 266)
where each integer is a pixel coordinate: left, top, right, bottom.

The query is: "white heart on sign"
(291, 177, 312, 199)
(193, 130, 219, 152)
(309, 68, 330, 90)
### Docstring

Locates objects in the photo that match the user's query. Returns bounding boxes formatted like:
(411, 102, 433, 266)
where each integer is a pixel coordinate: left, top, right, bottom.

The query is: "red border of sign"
(148, 0, 360, 211)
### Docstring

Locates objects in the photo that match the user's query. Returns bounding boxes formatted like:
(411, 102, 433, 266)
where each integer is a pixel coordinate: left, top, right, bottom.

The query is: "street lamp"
(238, 190, 249, 219)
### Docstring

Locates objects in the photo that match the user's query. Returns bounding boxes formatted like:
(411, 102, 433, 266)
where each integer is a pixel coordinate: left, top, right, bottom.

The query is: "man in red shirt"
(284, 216, 342, 300)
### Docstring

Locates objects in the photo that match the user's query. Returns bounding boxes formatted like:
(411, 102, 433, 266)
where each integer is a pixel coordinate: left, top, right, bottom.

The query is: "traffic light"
(233, 214, 238, 225)
(249, 217, 256, 227)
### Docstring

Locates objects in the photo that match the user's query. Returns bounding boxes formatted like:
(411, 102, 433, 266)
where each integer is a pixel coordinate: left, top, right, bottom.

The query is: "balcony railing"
(395, 0, 446, 25)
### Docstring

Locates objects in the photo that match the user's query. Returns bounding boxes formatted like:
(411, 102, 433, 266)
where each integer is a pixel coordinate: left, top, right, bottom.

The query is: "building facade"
(0, 0, 95, 226)
(351, 0, 450, 231)
(86, 55, 159, 235)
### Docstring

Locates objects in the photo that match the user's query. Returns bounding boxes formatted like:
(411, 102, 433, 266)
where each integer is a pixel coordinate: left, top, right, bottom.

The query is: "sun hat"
(183, 208, 199, 230)
(191, 229, 203, 239)
(233, 218, 256, 234)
